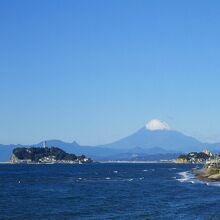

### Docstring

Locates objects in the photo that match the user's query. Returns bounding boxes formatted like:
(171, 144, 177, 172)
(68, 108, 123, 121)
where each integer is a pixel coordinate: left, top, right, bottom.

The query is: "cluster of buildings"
(203, 149, 220, 169)
(176, 149, 220, 165)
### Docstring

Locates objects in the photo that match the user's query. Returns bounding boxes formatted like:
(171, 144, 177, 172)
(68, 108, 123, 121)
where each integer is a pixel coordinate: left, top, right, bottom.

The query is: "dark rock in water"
(11, 147, 93, 164)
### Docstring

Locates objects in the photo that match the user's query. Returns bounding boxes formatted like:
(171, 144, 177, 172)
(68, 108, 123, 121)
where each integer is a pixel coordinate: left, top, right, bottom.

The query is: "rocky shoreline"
(193, 168, 220, 182)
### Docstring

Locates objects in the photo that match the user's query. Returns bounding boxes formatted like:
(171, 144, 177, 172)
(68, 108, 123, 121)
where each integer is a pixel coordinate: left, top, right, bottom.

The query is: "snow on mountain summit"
(145, 119, 170, 131)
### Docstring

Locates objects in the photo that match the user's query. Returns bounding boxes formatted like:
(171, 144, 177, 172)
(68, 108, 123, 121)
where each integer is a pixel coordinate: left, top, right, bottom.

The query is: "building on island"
(205, 159, 220, 169)
(203, 149, 213, 157)
(43, 141, 47, 148)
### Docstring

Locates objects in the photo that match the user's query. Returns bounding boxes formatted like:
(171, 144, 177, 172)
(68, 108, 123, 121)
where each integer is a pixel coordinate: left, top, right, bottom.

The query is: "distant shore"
(0, 161, 92, 165)
(98, 160, 176, 163)
(0, 161, 12, 164)
(0, 160, 177, 164)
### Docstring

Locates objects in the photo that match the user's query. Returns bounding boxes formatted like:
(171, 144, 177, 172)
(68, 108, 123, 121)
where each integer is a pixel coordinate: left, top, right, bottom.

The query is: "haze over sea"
(1, 163, 220, 220)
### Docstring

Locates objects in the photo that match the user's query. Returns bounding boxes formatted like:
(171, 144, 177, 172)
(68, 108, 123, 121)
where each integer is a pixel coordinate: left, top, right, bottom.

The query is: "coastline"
(0, 161, 92, 165)
(0, 160, 176, 165)
(0, 161, 12, 164)
(95, 160, 176, 164)
(193, 168, 220, 182)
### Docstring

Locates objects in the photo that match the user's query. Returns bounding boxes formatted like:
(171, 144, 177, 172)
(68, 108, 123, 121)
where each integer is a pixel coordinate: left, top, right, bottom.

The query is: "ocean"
(0, 163, 220, 220)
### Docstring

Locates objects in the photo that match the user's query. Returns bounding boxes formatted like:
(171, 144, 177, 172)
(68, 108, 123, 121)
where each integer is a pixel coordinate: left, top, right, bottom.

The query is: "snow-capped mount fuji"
(0, 119, 220, 161)
(96, 119, 204, 153)
(145, 119, 170, 131)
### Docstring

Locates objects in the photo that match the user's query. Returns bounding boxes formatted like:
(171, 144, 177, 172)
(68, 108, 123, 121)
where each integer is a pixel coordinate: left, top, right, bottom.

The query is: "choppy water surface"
(0, 163, 220, 220)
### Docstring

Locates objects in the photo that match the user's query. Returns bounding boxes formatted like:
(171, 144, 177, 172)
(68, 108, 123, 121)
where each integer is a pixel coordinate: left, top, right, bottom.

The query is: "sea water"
(0, 163, 220, 220)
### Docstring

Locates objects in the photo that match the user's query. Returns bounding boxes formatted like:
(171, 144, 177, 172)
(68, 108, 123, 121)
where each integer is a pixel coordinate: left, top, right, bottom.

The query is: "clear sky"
(1, 0, 220, 145)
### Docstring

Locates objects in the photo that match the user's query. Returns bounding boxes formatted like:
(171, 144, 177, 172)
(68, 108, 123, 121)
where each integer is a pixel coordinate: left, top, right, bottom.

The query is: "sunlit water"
(0, 163, 220, 219)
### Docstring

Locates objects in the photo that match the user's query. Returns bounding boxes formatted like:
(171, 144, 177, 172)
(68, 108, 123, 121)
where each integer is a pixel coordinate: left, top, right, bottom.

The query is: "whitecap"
(207, 182, 220, 187)
(177, 171, 194, 183)
(177, 171, 220, 187)
(169, 168, 177, 171)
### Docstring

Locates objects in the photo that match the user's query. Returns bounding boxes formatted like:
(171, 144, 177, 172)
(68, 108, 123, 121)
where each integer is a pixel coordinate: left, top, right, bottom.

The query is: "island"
(176, 151, 211, 164)
(11, 147, 93, 164)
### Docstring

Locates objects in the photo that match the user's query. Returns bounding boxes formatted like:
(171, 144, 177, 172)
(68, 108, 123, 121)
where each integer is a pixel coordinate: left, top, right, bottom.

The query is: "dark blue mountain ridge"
(96, 127, 204, 152)
(0, 126, 219, 161)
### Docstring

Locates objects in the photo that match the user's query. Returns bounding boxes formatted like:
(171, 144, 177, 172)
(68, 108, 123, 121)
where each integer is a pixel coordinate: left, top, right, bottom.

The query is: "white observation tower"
(43, 141, 47, 148)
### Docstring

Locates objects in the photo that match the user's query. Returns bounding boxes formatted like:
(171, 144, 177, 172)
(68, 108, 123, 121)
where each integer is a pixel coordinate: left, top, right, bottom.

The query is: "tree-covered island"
(11, 147, 93, 164)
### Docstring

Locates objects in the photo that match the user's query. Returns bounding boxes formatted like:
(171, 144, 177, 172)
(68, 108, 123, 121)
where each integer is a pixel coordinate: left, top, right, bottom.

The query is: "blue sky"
(1, 0, 220, 145)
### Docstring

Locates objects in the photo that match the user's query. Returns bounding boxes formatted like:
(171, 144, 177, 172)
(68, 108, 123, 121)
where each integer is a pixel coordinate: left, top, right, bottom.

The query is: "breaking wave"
(177, 171, 220, 187)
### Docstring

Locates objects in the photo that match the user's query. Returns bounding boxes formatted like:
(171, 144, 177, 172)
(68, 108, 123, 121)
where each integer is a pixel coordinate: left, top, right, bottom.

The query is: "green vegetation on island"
(176, 151, 211, 164)
(11, 147, 93, 164)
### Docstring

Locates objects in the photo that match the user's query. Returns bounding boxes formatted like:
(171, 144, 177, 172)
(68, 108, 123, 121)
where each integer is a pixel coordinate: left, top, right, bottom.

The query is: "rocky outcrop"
(193, 167, 220, 181)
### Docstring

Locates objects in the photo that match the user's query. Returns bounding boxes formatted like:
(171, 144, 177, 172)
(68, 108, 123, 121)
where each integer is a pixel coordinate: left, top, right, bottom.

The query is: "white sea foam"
(169, 168, 177, 171)
(206, 182, 220, 187)
(143, 169, 148, 172)
(177, 171, 195, 183)
(113, 171, 118, 173)
(105, 177, 111, 180)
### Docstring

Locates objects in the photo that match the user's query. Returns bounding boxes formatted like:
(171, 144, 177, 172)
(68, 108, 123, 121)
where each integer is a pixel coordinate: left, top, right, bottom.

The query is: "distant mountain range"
(1, 120, 220, 162)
